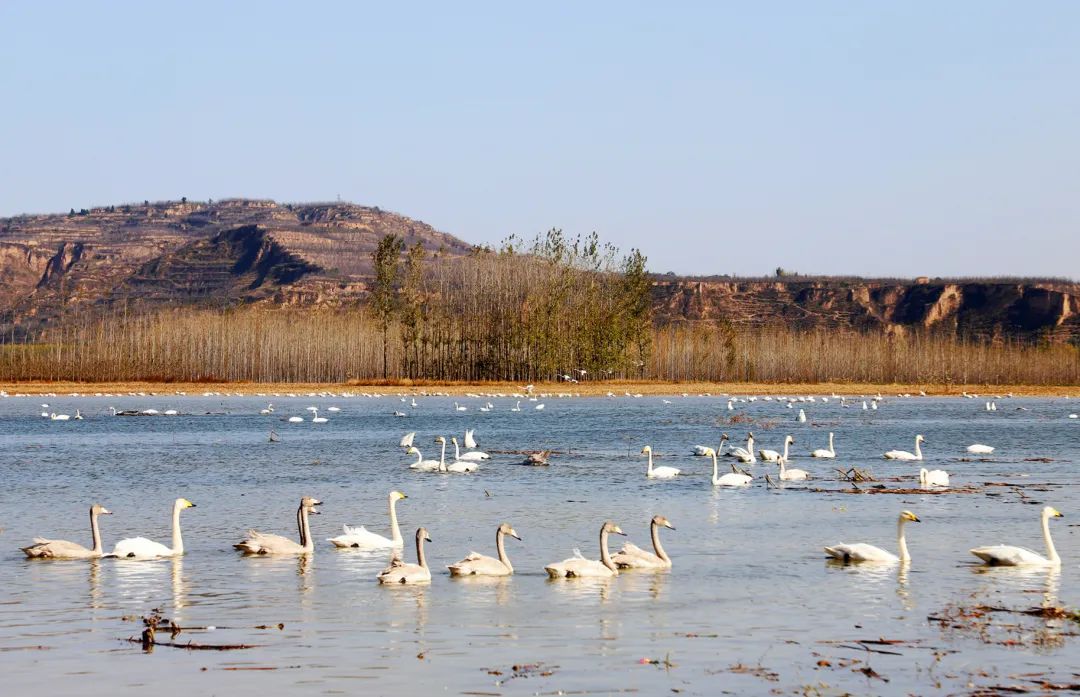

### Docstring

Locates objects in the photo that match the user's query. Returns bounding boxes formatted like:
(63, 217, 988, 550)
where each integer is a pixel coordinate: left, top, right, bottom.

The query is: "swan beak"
(102, 509, 113, 515)
(510, 532, 521, 541)
(665, 522, 676, 530)
(187, 503, 197, 508)
(1053, 510, 1064, 518)
(613, 526, 626, 536)
(909, 514, 921, 522)
(425, 535, 432, 542)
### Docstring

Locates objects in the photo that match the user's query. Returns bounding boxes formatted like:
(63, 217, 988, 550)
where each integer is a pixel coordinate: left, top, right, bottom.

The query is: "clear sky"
(2, 2, 1077, 278)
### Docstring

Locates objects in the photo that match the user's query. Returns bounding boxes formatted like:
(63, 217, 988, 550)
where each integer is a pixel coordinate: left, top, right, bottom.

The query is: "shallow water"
(1, 392, 1078, 695)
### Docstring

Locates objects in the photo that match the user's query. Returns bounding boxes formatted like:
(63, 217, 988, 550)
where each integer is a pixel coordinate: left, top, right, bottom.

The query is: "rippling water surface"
(1, 392, 1078, 695)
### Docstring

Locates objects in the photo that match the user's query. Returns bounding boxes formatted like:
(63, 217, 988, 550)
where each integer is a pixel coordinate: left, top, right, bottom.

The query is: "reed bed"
(2, 309, 1076, 386)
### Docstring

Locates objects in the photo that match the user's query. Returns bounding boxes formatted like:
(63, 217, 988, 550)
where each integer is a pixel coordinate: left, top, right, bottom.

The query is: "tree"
(620, 248, 653, 377)
(371, 233, 404, 378)
(399, 242, 426, 377)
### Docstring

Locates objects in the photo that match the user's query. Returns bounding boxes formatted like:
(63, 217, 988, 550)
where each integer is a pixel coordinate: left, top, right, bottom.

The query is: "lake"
(1, 391, 1077, 695)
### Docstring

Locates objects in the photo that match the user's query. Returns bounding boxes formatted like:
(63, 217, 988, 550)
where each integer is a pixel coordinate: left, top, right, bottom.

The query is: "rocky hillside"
(2, 199, 1077, 343)
(0, 199, 473, 339)
(651, 277, 1080, 341)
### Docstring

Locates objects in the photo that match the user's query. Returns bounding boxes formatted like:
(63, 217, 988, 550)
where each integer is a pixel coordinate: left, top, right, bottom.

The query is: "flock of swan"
(19, 494, 1066, 582)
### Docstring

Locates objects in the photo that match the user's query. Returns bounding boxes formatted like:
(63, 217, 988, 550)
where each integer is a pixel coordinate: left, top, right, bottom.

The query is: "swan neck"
(414, 450, 422, 466)
(914, 438, 922, 459)
(496, 528, 512, 572)
(1042, 512, 1060, 564)
(828, 432, 834, 454)
(171, 502, 184, 555)
(651, 520, 669, 563)
(710, 452, 719, 485)
(90, 508, 102, 554)
(439, 440, 447, 472)
(300, 505, 313, 552)
(646, 449, 654, 474)
(389, 496, 402, 545)
(782, 439, 790, 460)
(599, 528, 616, 572)
(416, 533, 428, 570)
(897, 518, 910, 562)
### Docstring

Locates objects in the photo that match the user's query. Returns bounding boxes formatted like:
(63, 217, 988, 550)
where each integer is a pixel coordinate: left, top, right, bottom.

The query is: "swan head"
(451, 437, 458, 444)
(435, 436, 445, 443)
(776, 456, 786, 466)
(91, 504, 112, 516)
(720, 433, 729, 442)
(301, 496, 322, 514)
(175, 498, 196, 510)
(602, 521, 626, 536)
(1044, 506, 1063, 519)
(786, 435, 795, 445)
(407, 446, 419, 455)
(390, 491, 408, 502)
(899, 510, 920, 523)
(701, 447, 716, 457)
(651, 515, 675, 531)
(498, 522, 521, 540)
(915, 435, 926, 443)
(416, 527, 432, 543)
(640, 445, 652, 455)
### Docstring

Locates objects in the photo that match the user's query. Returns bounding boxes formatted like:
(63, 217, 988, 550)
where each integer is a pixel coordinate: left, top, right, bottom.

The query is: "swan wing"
(716, 473, 752, 487)
(545, 557, 615, 578)
(824, 543, 897, 563)
(758, 449, 780, 462)
(112, 536, 174, 559)
(448, 553, 510, 576)
(234, 530, 304, 555)
(883, 450, 913, 460)
(22, 538, 95, 559)
(327, 526, 397, 549)
(649, 466, 681, 478)
(970, 545, 1051, 566)
(378, 562, 431, 584)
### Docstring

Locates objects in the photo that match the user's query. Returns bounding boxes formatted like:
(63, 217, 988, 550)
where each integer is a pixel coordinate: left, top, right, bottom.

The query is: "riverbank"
(2, 380, 1076, 398)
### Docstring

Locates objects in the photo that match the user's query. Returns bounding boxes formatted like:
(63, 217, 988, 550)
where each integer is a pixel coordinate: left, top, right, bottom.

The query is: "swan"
(919, 467, 949, 487)
(777, 455, 809, 481)
(611, 515, 674, 569)
(452, 436, 489, 461)
(327, 406, 341, 412)
(730, 433, 756, 463)
(454, 402, 467, 412)
(642, 445, 680, 479)
(970, 506, 1063, 566)
(464, 429, 479, 449)
(111, 498, 196, 559)
(50, 412, 71, 421)
(759, 435, 794, 463)
(142, 409, 159, 415)
(328, 491, 407, 549)
(400, 432, 416, 448)
(22, 504, 112, 559)
(311, 408, 328, 424)
(966, 443, 994, 454)
(234, 497, 321, 555)
(288, 416, 304, 423)
(797, 408, 806, 423)
(544, 521, 626, 578)
(447, 438, 480, 472)
(511, 401, 522, 412)
(708, 447, 752, 486)
(884, 434, 925, 461)
(811, 432, 836, 458)
(824, 510, 920, 563)
(378, 527, 432, 584)
(447, 522, 521, 576)
(408, 440, 445, 472)
(74, 409, 83, 420)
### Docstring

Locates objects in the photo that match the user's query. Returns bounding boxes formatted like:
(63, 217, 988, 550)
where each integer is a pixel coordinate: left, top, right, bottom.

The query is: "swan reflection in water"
(967, 565, 1064, 649)
(449, 574, 513, 606)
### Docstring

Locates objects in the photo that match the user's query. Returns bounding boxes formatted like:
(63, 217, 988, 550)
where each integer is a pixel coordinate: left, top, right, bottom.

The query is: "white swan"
(811, 432, 836, 458)
(400, 432, 416, 448)
(454, 402, 467, 412)
(378, 527, 432, 584)
(824, 510, 920, 563)
(74, 409, 83, 420)
(642, 445, 680, 479)
(778, 455, 809, 481)
(611, 515, 674, 569)
(966, 443, 994, 454)
(50, 412, 71, 421)
(511, 401, 522, 412)
(970, 506, 1063, 566)
(22, 504, 111, 559)
(288, 416, 304, 423)
(759, 435, 793, 463)
(464, 429, 479, 449)
(407, 440, 444, 472)
(234, 497, 321, 555)
(884, 434, 925, 461)
(448, 522, 520, 576)
(919, 467, 949, 487)
(453, 435, 489, 461)
(447, 438, 480, 472)
(544, 521, 626, 578)
(708, 447, 752, 487)
(111, 498, 196, 559)
(730, 433, 756, 463)
(797, 408, 807, 423)
(260, 403, 274, 414)
(310, 408, 328, 424)
(328, 491, 406, 549)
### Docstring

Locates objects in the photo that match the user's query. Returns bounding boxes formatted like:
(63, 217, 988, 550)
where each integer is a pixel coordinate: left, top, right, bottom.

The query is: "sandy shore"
(1, 380, 1076, 398)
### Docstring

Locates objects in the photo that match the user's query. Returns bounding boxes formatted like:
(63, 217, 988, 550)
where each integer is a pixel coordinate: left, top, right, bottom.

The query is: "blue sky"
(1, 2, 1077, 278)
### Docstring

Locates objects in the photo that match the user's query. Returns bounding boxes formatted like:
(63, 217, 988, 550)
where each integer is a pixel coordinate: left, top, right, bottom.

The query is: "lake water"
(1, 391, 1078, 695)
